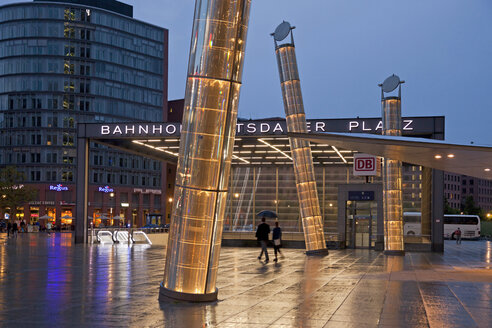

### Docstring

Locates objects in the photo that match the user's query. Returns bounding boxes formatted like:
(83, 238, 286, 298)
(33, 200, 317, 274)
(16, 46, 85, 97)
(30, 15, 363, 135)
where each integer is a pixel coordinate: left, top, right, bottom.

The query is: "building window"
(62, 171, 73, 182)
(30, 171, 41, 181)
(30, 153, 41, 163)
(46, 171, 57, 181)
(47, 152, 57, 163)
(62, 133, 74, 146)
(80, 9, 91, 22)
(64, 61, 74, 74)
(31, 134, 41, 145)
(63, 156, 74, 164)
(63, 24, 75, 38)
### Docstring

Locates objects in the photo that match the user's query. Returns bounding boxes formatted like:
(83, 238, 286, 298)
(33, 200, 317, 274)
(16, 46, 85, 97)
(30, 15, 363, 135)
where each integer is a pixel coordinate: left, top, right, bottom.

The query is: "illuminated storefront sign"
(98, 186, 114, 193)
(49, 184, 69, 192)
(353, 154, 381, 176)
(90, 118, 420, 139)
(133, 188, 162, 195)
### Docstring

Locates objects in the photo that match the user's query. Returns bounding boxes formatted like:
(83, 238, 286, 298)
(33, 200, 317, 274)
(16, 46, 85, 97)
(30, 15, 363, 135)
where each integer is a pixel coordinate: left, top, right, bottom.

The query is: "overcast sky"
(4, 0, 492, 144)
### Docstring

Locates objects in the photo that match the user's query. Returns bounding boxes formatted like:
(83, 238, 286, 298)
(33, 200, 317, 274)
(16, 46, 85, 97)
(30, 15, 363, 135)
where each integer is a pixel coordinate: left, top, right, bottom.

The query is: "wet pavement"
(0, 233, 491, 328)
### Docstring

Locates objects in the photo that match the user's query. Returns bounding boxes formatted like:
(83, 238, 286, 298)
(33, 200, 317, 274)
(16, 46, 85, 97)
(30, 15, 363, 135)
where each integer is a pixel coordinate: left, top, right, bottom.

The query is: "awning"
(289, 132, 492, 180)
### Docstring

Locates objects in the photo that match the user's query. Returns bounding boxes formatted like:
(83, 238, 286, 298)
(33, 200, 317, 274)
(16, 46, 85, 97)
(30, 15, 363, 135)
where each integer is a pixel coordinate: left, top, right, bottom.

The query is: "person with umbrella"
(256, 211, 276, 263)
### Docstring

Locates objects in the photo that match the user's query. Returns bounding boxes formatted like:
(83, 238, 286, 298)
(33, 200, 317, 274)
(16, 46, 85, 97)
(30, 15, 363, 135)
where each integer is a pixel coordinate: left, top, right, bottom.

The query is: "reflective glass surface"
(164, 0, 251, 296)
(275, 44, 326, 251)
(382, 98, 404, 252)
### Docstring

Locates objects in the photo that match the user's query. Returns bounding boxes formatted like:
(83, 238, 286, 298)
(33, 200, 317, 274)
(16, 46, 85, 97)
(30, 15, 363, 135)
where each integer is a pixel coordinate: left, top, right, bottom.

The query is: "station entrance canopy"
(77, 116, 444, 166)
(291, 131, 492, 181)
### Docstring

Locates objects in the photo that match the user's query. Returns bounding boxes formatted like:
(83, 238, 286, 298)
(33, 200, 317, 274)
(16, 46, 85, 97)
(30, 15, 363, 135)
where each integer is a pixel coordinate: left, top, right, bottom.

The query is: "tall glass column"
(380, 75, 405, 256)
(272, 22, 327, 255)
(160, 0, 251, 302)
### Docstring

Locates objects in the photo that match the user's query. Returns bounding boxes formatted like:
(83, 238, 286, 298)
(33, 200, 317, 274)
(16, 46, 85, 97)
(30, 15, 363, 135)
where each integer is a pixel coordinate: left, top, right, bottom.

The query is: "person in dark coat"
(7, 221, 11, 238)
(12, 222, 18, 239)
(272, 221, 283, 262)
(255, 217, 270, 263)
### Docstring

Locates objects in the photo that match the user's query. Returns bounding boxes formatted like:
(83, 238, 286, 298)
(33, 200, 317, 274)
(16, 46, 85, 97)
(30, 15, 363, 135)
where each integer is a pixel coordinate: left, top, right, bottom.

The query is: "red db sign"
(353, 154, 380, 176)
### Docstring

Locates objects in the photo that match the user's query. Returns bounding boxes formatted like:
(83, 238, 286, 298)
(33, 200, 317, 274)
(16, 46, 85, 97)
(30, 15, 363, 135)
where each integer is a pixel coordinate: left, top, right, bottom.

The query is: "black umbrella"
(256, 210, 278, 218)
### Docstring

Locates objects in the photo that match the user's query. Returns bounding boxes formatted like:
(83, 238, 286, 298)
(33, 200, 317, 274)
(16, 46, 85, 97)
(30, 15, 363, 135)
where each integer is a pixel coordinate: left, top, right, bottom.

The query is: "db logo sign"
(353, 154, 380, 176)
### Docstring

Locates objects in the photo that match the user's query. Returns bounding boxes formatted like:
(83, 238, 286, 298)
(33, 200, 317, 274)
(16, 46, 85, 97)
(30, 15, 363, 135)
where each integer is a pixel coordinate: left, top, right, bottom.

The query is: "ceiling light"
(434, 155, 442, 159)
(485, 168, 491, 172)
(447, 154, 455, 158)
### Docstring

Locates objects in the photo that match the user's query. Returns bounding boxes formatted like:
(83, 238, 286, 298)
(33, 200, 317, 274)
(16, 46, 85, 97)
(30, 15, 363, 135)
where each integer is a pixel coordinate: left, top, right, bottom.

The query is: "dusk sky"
(4, 0, 492, 145)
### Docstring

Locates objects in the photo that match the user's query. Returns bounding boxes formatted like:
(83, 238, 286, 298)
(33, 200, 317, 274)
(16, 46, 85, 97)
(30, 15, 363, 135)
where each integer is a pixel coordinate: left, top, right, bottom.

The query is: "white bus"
(444, 214, 481, 239)
(403, 212, 422, 236)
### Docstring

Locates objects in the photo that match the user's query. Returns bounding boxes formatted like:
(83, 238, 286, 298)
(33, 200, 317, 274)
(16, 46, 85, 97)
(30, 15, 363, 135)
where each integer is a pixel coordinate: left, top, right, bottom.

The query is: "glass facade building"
(0, 0, 168, 227)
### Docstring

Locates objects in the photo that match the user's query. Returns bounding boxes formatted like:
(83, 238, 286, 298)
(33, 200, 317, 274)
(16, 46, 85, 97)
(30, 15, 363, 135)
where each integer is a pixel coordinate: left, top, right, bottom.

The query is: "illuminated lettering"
(315, 122, 325, 132)
(49, 184, 69, 192)
(306, 121, 311, 132)
(166, 125, 177, 134)
(260, 123, 270, 133)
(349, 121, 359, 131)
(153, 125, 163, 134)
(362, 121, 371, 131)
(125, 125, 135, 134)
(236, 123, 244, 133)
(247, 123, 256, 133)
(138, 125, 148, 134)
(376, 121, 383, 131)
(272, 123, 283, 133)
(113, 126, 122, 134)
(101, 125, 110, 135)
(403, 119, 414, 131)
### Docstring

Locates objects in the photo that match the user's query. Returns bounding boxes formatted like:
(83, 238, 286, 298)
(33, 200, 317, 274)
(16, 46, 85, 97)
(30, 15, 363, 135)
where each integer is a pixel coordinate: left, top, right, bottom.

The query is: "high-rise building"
(0, 0, 169, 227)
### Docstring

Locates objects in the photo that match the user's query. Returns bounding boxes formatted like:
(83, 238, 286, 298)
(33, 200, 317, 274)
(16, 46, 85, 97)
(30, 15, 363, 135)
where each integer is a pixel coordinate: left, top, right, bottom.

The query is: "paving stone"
(0, 234, 491, 327)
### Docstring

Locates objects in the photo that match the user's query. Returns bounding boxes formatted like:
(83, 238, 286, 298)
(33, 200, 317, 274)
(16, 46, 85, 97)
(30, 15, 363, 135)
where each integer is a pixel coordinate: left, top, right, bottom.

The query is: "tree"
(461, 195, 483, 218)
(0, 166, 36, 220)
(444, 198, 460, 214)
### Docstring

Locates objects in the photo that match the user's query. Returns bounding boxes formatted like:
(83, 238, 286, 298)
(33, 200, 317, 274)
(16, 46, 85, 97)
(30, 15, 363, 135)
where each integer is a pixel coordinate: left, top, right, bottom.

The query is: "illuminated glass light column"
(160, 0, 251, 302)
(272, 22, 327, 255)
(379, 75, 405, 256)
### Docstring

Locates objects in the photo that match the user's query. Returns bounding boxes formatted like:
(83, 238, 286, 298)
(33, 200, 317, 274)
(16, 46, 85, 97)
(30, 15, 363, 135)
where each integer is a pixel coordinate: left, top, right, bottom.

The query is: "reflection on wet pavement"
(0, 233, 491, 327)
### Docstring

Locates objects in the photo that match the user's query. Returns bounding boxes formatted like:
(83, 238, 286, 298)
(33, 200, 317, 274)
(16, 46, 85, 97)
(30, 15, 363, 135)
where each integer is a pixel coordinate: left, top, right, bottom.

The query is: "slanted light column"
(380, 75, 405, 256)
(160, 0, 251, 302)
(272, 22, 327, 255)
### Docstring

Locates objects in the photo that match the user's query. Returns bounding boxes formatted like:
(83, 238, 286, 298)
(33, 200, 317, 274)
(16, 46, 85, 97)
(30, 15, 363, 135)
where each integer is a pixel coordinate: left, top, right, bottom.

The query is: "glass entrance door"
(346, 201, 378, 249)
(355, 216, 371, 248)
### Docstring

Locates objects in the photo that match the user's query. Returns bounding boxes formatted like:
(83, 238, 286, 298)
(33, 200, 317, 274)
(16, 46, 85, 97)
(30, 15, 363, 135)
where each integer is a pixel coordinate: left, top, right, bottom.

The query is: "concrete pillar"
(421, 166, 432, 242)
(75, 125, 89, 244)
(160, 0, 252, 302)
(272, 21, 327, 255)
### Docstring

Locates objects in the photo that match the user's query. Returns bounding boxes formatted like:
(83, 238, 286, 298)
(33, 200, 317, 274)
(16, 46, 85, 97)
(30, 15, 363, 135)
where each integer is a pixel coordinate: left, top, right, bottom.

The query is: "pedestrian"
(12, 222, 18, 239)
(272, 221, 283, 263)
(20, 220, 25, 233)
(454, 227, 462, 245)
(255, 217, 270, 263)
(46, 221, 52, 235)
(7, 221, 11, 238)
